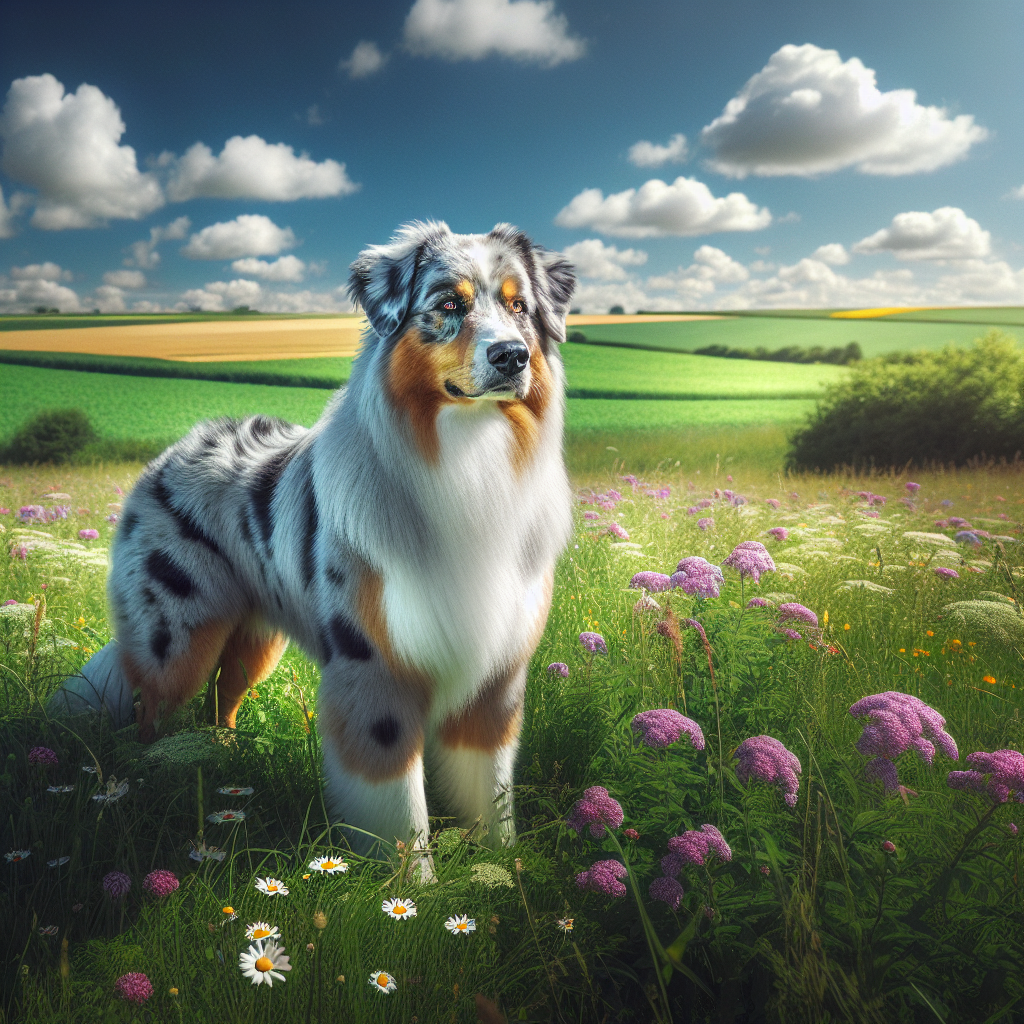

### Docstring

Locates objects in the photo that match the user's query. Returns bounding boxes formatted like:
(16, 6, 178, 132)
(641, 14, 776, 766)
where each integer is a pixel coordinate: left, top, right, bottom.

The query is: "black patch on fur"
(370, 715, 400, 747)
(299, 468, 319, 590)
(238, 512, 253, 547)
(250, 442, 298, 548)
(152, 472, 227, 561)
(142, 587, 156, 606)
(151, 620, 172, 662)
(328, 614, 372, 661)
(319, 626, 334, 665)
(250, 415, 280, 442)
(120, 510, 139, 541)
(325, 564, 345, 588)
(147, 550, 196, 599)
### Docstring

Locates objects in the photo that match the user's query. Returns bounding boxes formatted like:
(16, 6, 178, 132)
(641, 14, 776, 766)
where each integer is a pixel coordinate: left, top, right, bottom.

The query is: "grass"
(1, 448, 1022, 1022)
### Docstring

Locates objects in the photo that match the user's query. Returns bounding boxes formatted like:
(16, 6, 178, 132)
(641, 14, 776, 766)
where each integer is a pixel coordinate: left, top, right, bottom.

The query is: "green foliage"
(1, 408, 97, 465)
(691, 341, 862, 365)
(786, 332, 1024, 471)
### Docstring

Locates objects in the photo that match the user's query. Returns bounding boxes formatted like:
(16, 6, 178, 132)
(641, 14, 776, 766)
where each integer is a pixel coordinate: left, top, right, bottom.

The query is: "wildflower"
(78, 529, 99, 541)
(631, 709, 705, 750)
(624, 828, 640, 841)
(207, 810, 246, 823)
(849, 691, 959, 791)
(239, 939, 292, 987)
(661, 825, 732, 875)
(216, 786, 254, 796)
(954, 531, 981, 547)
(906, 482, 920, 493)
(102, 871, 131, 900)
(746, 597, 770, 609)
(308, 855, 348, 874)
(583, 511, 599, 520)
(881, 841, 896, 853)
(671, 556, 724, 599)
(649, 876, 685, 910)
(766, 498, 781, 508)
(245, 922, 280, 941)
(760, 865, 771, 876)
(189, 842, 226, 862)
(382, 896, 417, 920)
(142, 870, 179, 897)
(369, 971, 397, 995)
(18, 505, 46, 522)
(607, 523, 629, 540)
(47, 856, 70, 868)
(546, 661, 570, 678)
(982, 675, 996, 685)
(579, 631, 607, 654)
(81, 765, 97, 774)
(115, 973, 153, 1004)
(566, 786, 624, 838)
(721, 541, 776, 584)
(28, 746, 58, 767)
(255, 877, 289, 897)
(576, 859, 628, 897)
(734, 736, 802, 807)
(444, 915, 476, 935)
(39, 925, 59, 935)
(1010, 823, 1019, 836)
(313, 911, 327, 929)
(629, 571, 673, 593)
(697, 517, 714, 531)
(632, 593, 661, 615)
(92, 777, 129, 804)
(767, 527, 788, 542)
(947, 749, 1024, 804)
(106, 513, 119, 524)
(556, 918, 574, 931)
(780, 628, 802, 641)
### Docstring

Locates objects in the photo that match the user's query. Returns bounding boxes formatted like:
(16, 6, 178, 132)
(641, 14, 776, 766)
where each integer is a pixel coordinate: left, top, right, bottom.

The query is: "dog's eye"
(510, 299, 527, 314)
(440, 298, 462, 313)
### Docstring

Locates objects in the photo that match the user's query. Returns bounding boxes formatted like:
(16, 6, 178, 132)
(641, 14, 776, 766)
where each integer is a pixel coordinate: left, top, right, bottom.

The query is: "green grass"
(865, 307, 1024, 326)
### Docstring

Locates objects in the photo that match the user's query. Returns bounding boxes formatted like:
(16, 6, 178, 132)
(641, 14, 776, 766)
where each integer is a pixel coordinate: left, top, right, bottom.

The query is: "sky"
(0, 0, 1022, 314)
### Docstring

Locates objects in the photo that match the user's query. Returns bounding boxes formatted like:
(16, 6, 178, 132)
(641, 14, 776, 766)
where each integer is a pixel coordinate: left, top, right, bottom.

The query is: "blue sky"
(1, 0, 1021, 313)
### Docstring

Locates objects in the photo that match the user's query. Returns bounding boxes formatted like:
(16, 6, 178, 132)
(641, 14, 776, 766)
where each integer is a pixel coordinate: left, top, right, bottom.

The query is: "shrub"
(1, 408, 98, 465)
(786, 331, 1024, 471)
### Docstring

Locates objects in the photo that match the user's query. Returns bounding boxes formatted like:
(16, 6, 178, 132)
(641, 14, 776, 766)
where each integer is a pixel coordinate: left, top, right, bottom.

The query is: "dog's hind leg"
(214, 625, 288, 728)
(48, 640, 135, 729)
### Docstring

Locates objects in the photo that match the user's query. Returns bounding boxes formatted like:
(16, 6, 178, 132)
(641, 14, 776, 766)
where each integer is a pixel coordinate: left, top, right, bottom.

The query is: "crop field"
(1, 455, 1021, 1023)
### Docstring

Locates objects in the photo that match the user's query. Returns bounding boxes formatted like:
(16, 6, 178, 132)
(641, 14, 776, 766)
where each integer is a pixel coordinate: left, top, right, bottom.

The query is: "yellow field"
(830, 307, 932, 319)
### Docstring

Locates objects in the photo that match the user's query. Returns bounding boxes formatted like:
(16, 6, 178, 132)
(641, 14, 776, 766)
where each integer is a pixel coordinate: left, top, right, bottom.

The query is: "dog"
(52, 221, 576, 860)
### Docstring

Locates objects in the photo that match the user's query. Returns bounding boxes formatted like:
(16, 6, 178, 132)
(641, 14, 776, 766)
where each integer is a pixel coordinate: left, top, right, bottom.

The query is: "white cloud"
(1006, 184, 1024, 200)
(131, 299, 167, 312)
(0, 261, 81, 312)
(570, 279, 660, 315)
(94, 284, 127, 312)
(562, 239, 647, 281)
(305, 104, 325, 126)
(255, 287, 355, 313)
(647, 245, 750, 293)
(0, 73, 164, 229)
(165, 135, 357, 202)
(175, 280, 354, 313)
(555, 176, 771, 238)
(230, 255, 306, 282)
(701, 44, 988, 178)
(811, 243, 850, 266)
(852, 207, 990, 261)
(0, 184, 15, 238)
(126, 215, 191, 268)
(11, 261, 71, 281)
(182, 215, 297, 260)
(340, 40, 389, 78)
(403, 0, 585, 66)
(102, 269, 146, 288)
(628, 133, 688, 168)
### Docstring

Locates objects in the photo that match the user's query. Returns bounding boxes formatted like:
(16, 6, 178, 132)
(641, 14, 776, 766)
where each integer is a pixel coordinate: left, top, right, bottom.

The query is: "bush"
(1, 408, 98, 464)
(786, 331, 1024, 471)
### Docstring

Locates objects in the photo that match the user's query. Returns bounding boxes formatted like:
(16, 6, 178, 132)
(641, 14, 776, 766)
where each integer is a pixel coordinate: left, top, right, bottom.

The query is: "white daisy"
(207, 810, 246, 824)
(368, 970, 397, 995)
(239, 939, 291, 987)
(245, 922, 280, 942)
(557, 918, 575, 932)
(47, 785, 74, 794)
(47, 856, 70, 868)
(308, 855, 348, 875)
(444, 914, 476, 936)
(5, 850, 30, 863)
(381, 896, 417, 920)
(216, 786, 254, 796)
(255, 877, 289, 897)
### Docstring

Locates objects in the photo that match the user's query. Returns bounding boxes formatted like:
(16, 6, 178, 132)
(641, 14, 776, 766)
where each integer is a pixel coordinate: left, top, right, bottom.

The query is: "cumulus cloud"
(126, 215, 191, 269)
(403, 0, 585, 66)
(181, 215, 297, 260)
(11, 261, 71, 281)
(811, 243, 850, 266)
(0, 184, 15, 238)
(570, 279, 661, 315)
(230, 255, 306, 282)
(562, 239, 647, 281)
(0, 261, 81, 312)
(340, 40, 389, 78)
(93, 284, 127, 312)
(176, 280, 354, 313)
(0, 74, 164, 229)
(165, 135, 357, 202)
(555, 176, 771, 238)
(628, 133, 688, 168)
(701, 44, 988, 178)
(178, 279, 264, 312)
(852, 207, 990, 261)
(647, 245, 750, 292)
(102, 269, 146, 289)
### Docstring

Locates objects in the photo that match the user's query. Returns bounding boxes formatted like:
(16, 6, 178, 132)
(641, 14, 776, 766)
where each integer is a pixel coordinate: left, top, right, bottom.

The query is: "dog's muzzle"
(486, 340, 530, 377)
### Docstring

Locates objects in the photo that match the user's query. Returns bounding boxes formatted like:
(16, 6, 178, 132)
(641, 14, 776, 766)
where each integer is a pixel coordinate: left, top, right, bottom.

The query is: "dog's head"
(348, 221, 576, 409)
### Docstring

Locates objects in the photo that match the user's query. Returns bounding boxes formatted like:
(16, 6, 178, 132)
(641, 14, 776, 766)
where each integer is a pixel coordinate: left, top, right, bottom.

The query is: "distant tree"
(569, 307, 581, 315)
(232, 305, 259, 314)
(609, 305, 625, 315)
(2, 409, 97, 464)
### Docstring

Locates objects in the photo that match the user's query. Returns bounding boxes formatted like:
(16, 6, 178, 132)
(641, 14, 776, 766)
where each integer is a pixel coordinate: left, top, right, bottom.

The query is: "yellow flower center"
(322, 861, 335, 870)
(255, 956, 273, 973)
(394, 905, 406, 914)
(253, 928, 270, 938)
(457, 922, 467, 930)
(376, 974, 389, 987)
(222, 906, 234, 914)
(267, 885, 278, 892)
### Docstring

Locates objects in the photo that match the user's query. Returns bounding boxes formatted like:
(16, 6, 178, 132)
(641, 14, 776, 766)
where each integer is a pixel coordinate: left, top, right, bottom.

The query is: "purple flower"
(734, 736, 802, 807)
(697, 517, 714, 531)
(661, 825, 732, 875)
(566, 786, 624, 838)
(954, 531, 981, 547)
(18, 505, 46, 522)
(746, 597, 770, 609)
(142, 869, 179, 898)
(631, 709, 705, 750)
(576, 859, 627, 898)
(579, 632, 607, 654)
(948, 749, 1024, 804)
(867, 494, 887, 506)
(115, 973, 153, 1004)
(598, 501, 616, 511)
(681, 618, 709, 646)
(766, 498, 781, 509)
(607, 489, 622, 501)
(697, 499, 714, 510)
(779, 628, 802, 641)
(547, 662, 569, 677)
(28, 746, 59, 767)
(621, 474, 639, 487)
(105, 513, 119, 524)
(947, 517, 971, 529)
(906, 482, 920, 493)
(849, 691, 959, 791)
(102, 871, 132, 901)
(607, 523, 629, 540)
(649, 876, 684, 910)
(940, 499, 954, 507)
(861, 510, 881, 518)
(583, 511, 599, 521)
(78, 529, 99, 541)
(629, 572, 673, 593)
(881, 840, 896, 854)
(50, 505, 71, 520)
(934, 567, 959, 580)
(1009, 822, 1019, 836)
(901, 498, 916, 509)
(777, 603, 818, 628)
(687, 506, 699, 516)
(767, 527, 788, 542)
(671, 556, 724, 599)
(721, 541, 776, 584)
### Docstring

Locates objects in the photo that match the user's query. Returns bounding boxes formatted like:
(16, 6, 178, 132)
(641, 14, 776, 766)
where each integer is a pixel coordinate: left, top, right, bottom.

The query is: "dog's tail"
(48, 640, 135, 729)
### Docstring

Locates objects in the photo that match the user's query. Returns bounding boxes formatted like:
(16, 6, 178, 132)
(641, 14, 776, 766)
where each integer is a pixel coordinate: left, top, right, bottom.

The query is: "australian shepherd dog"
(53, 221, 576, 862)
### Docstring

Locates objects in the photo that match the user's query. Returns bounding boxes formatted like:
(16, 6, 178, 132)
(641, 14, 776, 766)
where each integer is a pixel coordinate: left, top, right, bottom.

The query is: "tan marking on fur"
(498, 345, 552, 474)
(438, 664, 525, 752)
(124, 620, 233, 742)
(501, 278, 519, 301)
(388, 328, 445, 463)
(321, 702, 425, 783)
(454, 279, 475, 303)
(524, 567, 555, 656)
(215, 627, 288, 728)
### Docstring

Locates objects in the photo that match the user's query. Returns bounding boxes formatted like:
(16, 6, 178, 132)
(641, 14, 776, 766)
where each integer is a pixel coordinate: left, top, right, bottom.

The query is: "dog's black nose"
(486, 340, 530, 377)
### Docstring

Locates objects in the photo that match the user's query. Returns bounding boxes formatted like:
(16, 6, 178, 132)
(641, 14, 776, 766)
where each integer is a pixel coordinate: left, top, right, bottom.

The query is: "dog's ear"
(348, 221, 449, 341)
(531, 245, 577, 346)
